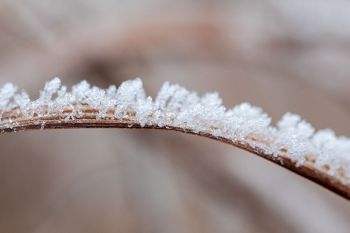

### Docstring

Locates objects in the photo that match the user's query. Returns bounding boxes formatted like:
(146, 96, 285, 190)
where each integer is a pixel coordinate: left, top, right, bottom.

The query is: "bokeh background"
(1, 1, 350, 232)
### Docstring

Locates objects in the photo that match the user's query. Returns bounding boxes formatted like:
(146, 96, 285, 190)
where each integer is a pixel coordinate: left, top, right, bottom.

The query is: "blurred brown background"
(1, 1, 350, 232)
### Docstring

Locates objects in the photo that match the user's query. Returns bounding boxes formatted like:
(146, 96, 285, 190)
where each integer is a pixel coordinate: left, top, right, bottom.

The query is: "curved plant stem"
(1, 109, 350, 201)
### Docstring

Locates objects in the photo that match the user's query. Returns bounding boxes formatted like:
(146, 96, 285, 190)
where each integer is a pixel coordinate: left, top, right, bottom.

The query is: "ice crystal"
(274, 113, 315, 164)
(0, 83, 17, 111)
(225, 103, 271, 139)
(0, 78, 349, 183)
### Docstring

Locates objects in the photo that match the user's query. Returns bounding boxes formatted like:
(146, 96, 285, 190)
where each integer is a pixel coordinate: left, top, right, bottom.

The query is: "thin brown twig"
(1, 109, 350, 201)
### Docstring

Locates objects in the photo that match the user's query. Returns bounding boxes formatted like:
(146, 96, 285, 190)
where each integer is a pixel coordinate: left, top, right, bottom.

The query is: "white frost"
(0, 78, 349, 183)
(0, 83, 17, 111)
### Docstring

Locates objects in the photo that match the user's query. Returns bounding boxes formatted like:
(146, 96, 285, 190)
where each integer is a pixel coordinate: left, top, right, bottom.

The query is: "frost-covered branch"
(1, 78, 350, 200)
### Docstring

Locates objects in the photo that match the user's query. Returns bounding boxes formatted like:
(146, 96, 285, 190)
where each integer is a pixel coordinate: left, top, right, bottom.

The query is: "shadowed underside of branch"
(1, 78, 350, 200)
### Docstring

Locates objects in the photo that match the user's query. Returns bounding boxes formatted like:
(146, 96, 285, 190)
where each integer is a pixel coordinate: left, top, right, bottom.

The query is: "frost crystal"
(0, 83, 17, 111)
(0, 78, 350, 183)
(225, 103, 271, 139)
(274, 113, 315, 164)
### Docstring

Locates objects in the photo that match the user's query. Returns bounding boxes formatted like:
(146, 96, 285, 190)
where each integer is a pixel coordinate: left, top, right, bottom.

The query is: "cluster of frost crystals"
(155, 82, 200, 127)
(14, 92, 31, 118)
(312, 130, 350, 177)
(0, 83, 17, 113)
(110, 78, 153, 126)
(85, 85, 117, 119)
(154, 82, 272, 139)
(195, 93, 227, 136)
(1, 77, 350, 181)
(72, 80, 91, 103)
(224, 103, 271, 140)
(115, 79, 143, 114)
(154, 82, 229, 134)
(273, 113, 315, 164)
(32, 77, 62, 115)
